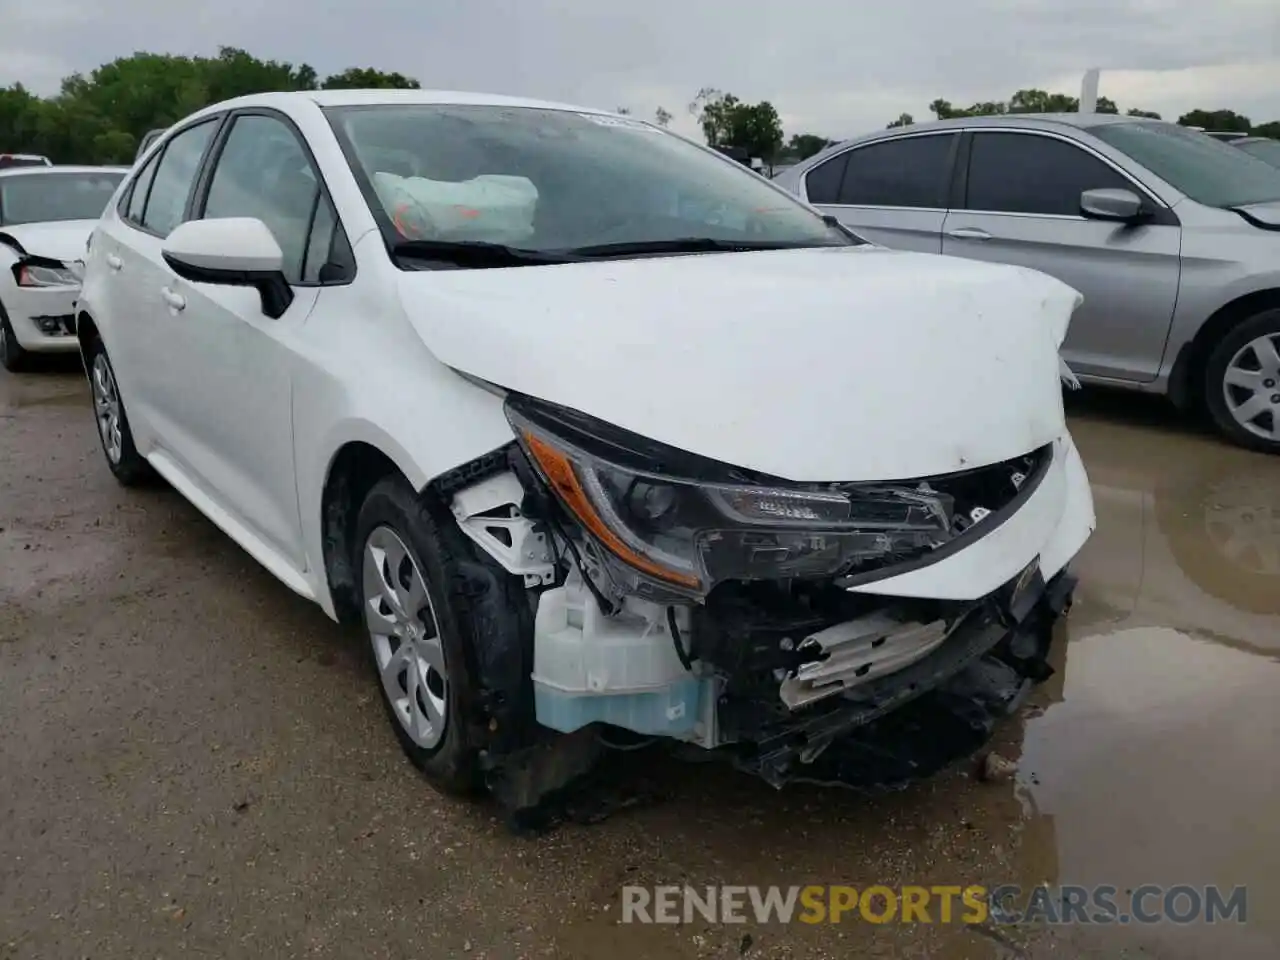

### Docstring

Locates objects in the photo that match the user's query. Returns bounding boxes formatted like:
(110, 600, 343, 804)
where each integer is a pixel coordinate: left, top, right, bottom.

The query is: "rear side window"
(836, 134, 958, 208)
(803, 152, 849, 204)
(140, 120, 218, 236)
(965, 132, 1132, 216)
(124, 154, 160, 223)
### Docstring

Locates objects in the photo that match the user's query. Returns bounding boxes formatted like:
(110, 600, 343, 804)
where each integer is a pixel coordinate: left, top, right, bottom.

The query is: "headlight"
(508, 401, 955, 599)
(15, 262, 78, 287)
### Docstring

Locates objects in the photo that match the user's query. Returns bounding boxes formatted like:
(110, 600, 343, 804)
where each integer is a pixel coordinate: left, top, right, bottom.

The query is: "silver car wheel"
(1223, 333, 1280, 442)
(91, 353, 124, 464)
(362, 525, 448, 750)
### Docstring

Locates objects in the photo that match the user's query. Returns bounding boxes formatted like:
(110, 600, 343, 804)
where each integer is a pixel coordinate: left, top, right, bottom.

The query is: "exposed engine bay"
(430, 394, 1081, 819)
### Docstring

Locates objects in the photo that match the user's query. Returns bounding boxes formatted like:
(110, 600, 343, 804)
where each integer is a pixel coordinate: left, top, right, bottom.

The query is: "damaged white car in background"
(74, 90, 1095, 821)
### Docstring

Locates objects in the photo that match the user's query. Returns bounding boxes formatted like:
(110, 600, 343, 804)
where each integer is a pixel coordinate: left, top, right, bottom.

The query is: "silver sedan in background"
(774, 115, 1280, 454)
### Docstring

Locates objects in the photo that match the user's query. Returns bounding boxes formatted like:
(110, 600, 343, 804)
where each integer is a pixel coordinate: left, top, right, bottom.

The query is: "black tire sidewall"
(1204, 307, 1280, 455)
(87, 335, 150, 484)
(354, 477, 481, 794)
(0, 307, 27, 372)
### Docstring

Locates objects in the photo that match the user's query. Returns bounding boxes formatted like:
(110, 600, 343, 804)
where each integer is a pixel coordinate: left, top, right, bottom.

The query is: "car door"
(800, 132, 960, 253)
(941, 130, 1182, 382)
(96, 117, 223, 448)
(146, 110, 356, 571)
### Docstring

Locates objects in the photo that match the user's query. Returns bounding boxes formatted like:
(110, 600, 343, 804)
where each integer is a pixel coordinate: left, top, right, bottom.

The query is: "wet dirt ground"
(2, 360, 1278, 960)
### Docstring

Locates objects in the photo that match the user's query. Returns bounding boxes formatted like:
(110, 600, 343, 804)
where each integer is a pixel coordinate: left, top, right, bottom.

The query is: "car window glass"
(327, 104, 848, 253)
(125, 154, 160, 223)
(1090, 122, 1280, 207)
(301, 193, 349, 282)
(966, 132, 1132, 216)
(804, 152, 849, 204)
(836, 134, 957, 208)
(203, 115, 327, 284)
(142, 121, 217, 236)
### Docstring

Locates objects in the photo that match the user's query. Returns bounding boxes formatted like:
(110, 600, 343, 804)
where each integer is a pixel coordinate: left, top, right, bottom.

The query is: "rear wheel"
(1204, 308, 1280, 455)
(0, 305, 28, 372)
(86, 336, 151, 485)
(354, 477, 482, 795)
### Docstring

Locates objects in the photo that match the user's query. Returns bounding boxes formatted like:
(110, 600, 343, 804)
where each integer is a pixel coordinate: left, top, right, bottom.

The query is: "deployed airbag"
(372, 171, 538, 243)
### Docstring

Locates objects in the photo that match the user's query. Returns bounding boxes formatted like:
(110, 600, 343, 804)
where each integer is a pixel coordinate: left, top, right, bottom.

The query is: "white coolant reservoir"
(531, 575, 703, 736)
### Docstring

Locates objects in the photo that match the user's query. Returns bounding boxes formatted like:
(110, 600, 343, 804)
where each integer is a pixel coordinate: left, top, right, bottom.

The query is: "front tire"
(0, 305, 29, 372)
(86, 336, 151, 485)
(1204, 308, 1280, 454)
(354, 477, 481, 795)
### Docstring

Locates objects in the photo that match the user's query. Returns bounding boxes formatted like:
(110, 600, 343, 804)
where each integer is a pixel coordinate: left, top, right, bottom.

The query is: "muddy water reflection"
(1007, 401, 1280, 958)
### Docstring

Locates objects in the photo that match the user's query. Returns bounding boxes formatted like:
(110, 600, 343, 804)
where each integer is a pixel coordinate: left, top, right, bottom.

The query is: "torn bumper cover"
(714, 566, 1074, 789)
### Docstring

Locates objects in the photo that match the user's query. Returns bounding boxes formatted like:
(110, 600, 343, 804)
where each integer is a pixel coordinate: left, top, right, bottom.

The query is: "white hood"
(399, 245, 1082, 482)
(0, 219, 96, 263)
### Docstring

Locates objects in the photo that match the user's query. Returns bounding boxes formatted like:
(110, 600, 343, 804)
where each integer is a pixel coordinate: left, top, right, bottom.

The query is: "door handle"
(105, 253, 123, 271)
(160, 286, 186, 312)
(946, 227, 992, 241)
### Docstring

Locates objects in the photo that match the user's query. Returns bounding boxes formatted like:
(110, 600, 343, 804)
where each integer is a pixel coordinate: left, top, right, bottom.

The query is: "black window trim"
(116, 114, 229, 239)
(801, 130, 962, 212)
(192, 106, 356, 288)
(956, 126, 1180, 226)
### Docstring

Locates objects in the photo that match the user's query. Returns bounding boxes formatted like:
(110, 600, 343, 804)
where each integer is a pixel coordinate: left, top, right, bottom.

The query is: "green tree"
(886, 113, 913, 129)
(1127, 108, 1162, 119)
(688, 88, 784, 160)
(1178, 108, 1251, 132)
(321, 67, 420, 90)
(1253, 121, 1280, 139)
(654, 106, 673, 127)
(787, 133, 835, 159)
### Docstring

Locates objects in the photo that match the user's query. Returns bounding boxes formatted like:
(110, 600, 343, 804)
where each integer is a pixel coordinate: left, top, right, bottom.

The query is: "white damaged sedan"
(0, 165, 126, 371)
(75, 91, 1094, 813)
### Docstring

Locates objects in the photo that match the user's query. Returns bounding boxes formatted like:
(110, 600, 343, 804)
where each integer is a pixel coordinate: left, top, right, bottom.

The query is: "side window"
(837, 134, 958, 208)
(141, 120, 218, 236)
(301, 194, 354, 283)
(124, 153, 160, 223)
(202, 114, 350, 285)
(803, 152, 849, 204)
(965, 132, 1134, 216)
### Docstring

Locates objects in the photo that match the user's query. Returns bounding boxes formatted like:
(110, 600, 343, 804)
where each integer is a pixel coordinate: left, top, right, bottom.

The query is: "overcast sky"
(2, 0, 1278, 138)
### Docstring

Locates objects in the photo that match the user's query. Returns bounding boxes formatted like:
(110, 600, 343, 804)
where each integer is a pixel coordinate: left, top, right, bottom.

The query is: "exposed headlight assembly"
(14, 260, 78, 287)
(507, 400, 957, 600)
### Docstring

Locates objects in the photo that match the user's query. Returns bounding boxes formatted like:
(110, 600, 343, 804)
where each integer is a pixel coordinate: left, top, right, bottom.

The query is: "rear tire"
(1204, 308, 1280, 455)
(0, 305, 28, 372)
(354, 477, 482, 796)
(86, 335, 152, 485)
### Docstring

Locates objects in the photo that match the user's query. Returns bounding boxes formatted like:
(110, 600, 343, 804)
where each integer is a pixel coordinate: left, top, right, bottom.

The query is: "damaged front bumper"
(722, 565, 1074, 789)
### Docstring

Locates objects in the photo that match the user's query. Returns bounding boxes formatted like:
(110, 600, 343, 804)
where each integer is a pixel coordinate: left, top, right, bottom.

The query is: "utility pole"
(1079, 68, 1100, 113)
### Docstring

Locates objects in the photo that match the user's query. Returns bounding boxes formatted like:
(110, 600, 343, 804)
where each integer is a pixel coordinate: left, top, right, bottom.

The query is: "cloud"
(1, 0, 1277, 135)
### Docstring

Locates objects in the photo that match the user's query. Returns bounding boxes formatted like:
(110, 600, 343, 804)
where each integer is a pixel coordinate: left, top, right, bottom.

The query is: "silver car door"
(800, 132, 960, 253)
(941, 129, 1181, 383)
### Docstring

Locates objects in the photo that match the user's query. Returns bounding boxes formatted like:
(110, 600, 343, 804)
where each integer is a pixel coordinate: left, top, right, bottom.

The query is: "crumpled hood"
(399, 245, 1082, 482)
(0, 219, 96, 264)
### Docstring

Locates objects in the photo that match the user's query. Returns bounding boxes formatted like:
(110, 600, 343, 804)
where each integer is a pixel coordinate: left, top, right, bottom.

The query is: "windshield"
(325, 104, 848, 259)
(1236, 139, 1280, 170)
(1089, 122, 1280, 208)
(0, 170, 124, 226)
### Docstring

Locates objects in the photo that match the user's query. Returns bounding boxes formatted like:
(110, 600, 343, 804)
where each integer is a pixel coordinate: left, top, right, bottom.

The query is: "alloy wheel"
(362, 525, 448, 750)
(1222, 332, 1280, 443)
(91, 352, 123, 464)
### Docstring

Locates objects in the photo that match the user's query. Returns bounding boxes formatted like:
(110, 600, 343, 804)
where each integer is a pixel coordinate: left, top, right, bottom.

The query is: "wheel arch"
(1167, 287, 1280, 411)
(75, 309, 100, 373)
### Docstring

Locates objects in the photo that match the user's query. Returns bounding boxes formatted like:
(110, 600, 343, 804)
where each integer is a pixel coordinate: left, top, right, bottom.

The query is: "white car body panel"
(0, 219, 96, 353)
(399, 246, 1082, 483)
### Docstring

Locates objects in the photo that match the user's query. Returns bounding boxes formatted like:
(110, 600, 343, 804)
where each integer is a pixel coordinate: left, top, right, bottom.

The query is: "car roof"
(190, 88, 612, 117)
(790, 113, 1170, 174)
(0, 164, 129, 179)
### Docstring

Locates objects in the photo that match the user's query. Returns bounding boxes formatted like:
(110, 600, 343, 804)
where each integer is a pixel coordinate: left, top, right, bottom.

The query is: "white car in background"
(0, 165, 127, 370)
(74, 91, 1094, 816)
